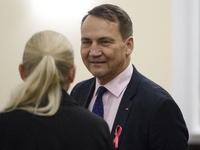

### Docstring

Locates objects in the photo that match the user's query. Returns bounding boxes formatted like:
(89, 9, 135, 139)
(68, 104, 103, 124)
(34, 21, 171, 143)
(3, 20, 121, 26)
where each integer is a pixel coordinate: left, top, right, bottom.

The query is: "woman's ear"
(19, 64, 27, 80)
(68, 64, 76, 83)
(125, 36, 134, 56)
(62, 64, 76, 92)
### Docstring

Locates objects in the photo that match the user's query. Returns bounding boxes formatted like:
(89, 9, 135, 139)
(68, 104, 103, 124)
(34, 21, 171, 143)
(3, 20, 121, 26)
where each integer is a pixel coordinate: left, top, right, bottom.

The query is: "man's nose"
(89, 43, 102, 56)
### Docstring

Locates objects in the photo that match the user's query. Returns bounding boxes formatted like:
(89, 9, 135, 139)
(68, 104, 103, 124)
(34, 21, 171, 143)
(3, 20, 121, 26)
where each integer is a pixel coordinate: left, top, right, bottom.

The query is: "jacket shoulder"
(74, 77, 95, 88)
(70, 77, 95, 96)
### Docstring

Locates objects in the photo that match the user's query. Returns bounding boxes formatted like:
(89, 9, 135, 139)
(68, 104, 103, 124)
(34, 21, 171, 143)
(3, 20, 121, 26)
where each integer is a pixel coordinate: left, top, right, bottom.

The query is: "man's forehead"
(80, 15, 122, 41)
(81, 36, 115, 41)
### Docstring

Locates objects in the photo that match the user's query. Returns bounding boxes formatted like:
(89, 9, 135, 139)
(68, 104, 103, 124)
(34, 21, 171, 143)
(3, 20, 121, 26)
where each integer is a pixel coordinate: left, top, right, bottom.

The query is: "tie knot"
(97, 86, 107, 97)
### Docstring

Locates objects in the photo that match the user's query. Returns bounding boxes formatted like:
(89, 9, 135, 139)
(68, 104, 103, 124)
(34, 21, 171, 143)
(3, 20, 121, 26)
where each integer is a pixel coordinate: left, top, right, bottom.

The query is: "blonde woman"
(0, 30, 114, 150)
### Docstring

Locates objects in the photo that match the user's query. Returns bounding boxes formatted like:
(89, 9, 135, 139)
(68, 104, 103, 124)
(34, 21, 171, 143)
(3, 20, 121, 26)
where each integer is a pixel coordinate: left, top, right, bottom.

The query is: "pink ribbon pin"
(113, 125, 122, 148)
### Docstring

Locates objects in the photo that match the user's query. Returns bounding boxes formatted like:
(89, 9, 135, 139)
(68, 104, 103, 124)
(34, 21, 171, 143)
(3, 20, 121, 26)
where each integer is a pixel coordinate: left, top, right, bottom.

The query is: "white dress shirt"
(88, 63, 133, 131)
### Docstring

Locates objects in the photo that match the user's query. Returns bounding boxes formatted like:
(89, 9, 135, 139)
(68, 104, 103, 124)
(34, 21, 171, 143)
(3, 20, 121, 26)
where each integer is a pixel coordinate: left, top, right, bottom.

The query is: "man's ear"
(19, 64, 27, 80)
(68, 64, 76, 83)
(125, 36, 134, 56)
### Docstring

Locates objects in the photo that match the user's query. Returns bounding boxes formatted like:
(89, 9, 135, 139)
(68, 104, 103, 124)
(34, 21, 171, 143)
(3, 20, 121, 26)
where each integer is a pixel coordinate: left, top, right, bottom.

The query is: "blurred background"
(0, 0, 199, 144)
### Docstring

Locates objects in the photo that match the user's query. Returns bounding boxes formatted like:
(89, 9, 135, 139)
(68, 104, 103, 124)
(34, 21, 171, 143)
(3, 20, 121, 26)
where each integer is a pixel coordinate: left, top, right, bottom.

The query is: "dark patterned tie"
(92, 86, 107, 118)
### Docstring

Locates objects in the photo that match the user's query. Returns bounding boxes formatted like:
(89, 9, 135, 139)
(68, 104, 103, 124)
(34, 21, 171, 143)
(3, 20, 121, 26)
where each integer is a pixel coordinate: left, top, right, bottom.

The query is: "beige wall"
(0, 0, 171, 109)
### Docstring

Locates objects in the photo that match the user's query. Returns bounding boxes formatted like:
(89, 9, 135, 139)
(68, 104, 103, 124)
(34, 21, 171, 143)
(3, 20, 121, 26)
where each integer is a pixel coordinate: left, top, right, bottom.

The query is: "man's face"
(81, 15, 133, 85)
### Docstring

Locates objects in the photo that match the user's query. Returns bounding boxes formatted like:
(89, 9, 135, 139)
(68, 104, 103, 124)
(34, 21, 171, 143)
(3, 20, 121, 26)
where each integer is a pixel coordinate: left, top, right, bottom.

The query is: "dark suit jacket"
(0, 90, 115, 150)
(71, 65, 189, 150)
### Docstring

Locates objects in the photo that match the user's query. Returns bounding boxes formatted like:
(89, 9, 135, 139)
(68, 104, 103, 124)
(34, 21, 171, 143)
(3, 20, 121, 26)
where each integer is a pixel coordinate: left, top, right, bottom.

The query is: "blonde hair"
(4, 30, 74, 116)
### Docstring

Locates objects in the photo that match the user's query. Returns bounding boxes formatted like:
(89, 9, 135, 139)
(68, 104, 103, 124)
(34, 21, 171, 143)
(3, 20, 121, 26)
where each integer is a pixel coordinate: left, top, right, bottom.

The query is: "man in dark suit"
(71, 4, 189, 150)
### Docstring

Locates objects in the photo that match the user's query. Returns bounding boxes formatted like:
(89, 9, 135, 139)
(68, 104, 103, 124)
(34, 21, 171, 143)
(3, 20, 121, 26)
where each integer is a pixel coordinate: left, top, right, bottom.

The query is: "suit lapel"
(80, 78, 96, 108)
(111, 65, 142, 143)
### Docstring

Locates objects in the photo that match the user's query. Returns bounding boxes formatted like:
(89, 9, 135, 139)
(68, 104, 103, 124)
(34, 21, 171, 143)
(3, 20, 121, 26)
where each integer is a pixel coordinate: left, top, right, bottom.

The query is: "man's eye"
(82, 41, 91, 45)
(81, 41, 92, 48)
(102, 41, 110, 44)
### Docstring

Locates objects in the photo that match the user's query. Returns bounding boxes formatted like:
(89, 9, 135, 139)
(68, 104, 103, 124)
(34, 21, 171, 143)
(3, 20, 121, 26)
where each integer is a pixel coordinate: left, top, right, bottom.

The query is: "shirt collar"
(95, 63, 133, 97)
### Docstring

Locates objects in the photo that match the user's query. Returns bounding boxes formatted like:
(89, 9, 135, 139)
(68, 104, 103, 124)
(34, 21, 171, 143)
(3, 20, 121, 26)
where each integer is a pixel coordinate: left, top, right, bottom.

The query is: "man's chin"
(91, 71, 104, 78)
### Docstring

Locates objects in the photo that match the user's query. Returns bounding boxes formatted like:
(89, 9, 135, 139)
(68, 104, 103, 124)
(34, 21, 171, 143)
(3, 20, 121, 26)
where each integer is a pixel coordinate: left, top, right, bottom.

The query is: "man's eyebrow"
(81, 37, 90, 41)
(98, 37, 115, 41)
